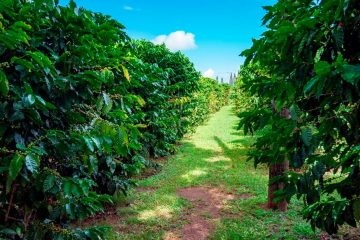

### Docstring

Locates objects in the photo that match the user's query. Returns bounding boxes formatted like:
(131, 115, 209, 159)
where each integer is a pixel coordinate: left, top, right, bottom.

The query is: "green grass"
(106, 106, 323, 239)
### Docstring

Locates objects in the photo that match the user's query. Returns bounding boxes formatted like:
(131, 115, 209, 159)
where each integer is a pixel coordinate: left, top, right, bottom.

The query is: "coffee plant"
(189, 77, 231, 127)
(130, 40, 200, 157)
(0, 0, 227, 238)
(232, 64, 260, 114)
(237, 0, 360, 234)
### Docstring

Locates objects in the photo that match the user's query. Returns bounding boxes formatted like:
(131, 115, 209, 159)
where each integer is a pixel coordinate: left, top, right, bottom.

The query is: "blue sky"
(59, 0, 276, 82)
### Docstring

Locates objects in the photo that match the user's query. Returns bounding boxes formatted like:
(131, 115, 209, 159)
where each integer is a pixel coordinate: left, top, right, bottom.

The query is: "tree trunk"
(268, 100, 290, 211)
(268, 160, 289, 211)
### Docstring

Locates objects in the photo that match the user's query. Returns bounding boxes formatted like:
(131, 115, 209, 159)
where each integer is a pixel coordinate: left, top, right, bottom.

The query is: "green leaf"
(314, 47, 324, 63)
(118, 126, 129, 146)
(7, 153, 25, 192)
(0, 69, 9, 96)
(91, 137, 101, 150)
(301, 127, 312, 147)
(35, 95, 46, 106)
(83, 136, 94, 152)
(96, 96, 104, 111)
(290, 104, 301, 121)
(63, 180, 73, 196)
(11, 57, 35, 70)
(23, 94, 35, 107)
(71, 184, 81, 197)
(101, 68, 114, 84)
(25, 154, 39, 174)
(9, 153, 24, 180)
(335, 53, 345, 69)
(314, 61, 331, 77)
(304, 77, 319, 94)
(26, 51, 53, 69)
(341, 64, 360, 85)
(43, 174, 56, 192)
(106, 156, 116, 174)
(89, 155, 98, 174)
(0, 228, 17, 235)
(102, 93, 113, 114)
(78, 179, 92, 196)
(84, 226, 110, 240)
(333, 27, 344, 50)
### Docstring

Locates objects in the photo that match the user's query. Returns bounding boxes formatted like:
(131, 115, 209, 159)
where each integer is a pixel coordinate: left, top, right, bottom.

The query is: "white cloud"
(152, 31, 197, 51)
(124, 5, 133, 11)
(203, 68, 215, 78)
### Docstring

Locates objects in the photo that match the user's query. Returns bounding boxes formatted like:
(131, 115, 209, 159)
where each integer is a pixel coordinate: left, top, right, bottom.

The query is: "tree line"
(0, 0, 230, 238)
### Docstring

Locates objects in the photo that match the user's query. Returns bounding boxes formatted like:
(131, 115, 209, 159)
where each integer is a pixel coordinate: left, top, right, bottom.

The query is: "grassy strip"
(104, 106, 347, 239)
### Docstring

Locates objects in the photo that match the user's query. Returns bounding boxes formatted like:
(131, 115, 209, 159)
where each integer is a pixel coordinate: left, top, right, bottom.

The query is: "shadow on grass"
(229, 123, 257, 146)
(101, 142, 238, 237)
(169, 141, 234, 184)
(230, 137, 255, 146)
(100, 106, 267, 239)
(213, 136, 248, 168)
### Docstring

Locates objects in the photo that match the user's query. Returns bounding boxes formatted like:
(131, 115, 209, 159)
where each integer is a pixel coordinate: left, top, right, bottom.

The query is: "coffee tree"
(232, 64, 260, 114)
(0, 1, 228, 238)
(0, 0, 150, 238)
(238, 0, 360, 233)
(189, 77, 231, 127)
(131, 40, 200, 157)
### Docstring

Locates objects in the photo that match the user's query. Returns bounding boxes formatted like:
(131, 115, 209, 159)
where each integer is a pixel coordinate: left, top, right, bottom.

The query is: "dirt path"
(121, 105, 249, 240)
(174, 187, 235, 240)
(83, 107, 360, 239)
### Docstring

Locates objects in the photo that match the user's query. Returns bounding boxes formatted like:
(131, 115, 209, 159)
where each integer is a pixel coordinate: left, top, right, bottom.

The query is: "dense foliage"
(232, 64, 259, 114)
(237, 0, 360, 234)
(189, 77, 231, 126)
(130, 40, 200, 157)
(0, 0, 227, 238)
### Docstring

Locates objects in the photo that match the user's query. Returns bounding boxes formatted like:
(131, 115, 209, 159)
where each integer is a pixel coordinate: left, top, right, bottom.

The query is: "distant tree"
(229, 73, 235, 86)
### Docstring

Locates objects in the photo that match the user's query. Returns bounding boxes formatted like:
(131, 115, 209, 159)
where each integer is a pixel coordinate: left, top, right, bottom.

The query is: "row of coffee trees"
(236, 0, 360, 235)
(0, 0, 230, 239)
(189, 77, 231, 126)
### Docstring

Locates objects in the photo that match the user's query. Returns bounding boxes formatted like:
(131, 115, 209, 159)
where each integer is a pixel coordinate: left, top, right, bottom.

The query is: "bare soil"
(167, 186, 252, 240)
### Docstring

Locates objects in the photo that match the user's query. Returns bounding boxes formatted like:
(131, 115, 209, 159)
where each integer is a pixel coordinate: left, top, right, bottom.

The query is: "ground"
(83, 106, 359, 240)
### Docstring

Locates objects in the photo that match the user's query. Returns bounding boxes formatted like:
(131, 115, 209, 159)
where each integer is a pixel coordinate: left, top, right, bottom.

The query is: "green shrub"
(188, 77, 231, 128)
(0, 1, 228, 238)
(130, 40, 200, 157)
(232, 64, 259, 114)
(237, 0, 360, 234)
